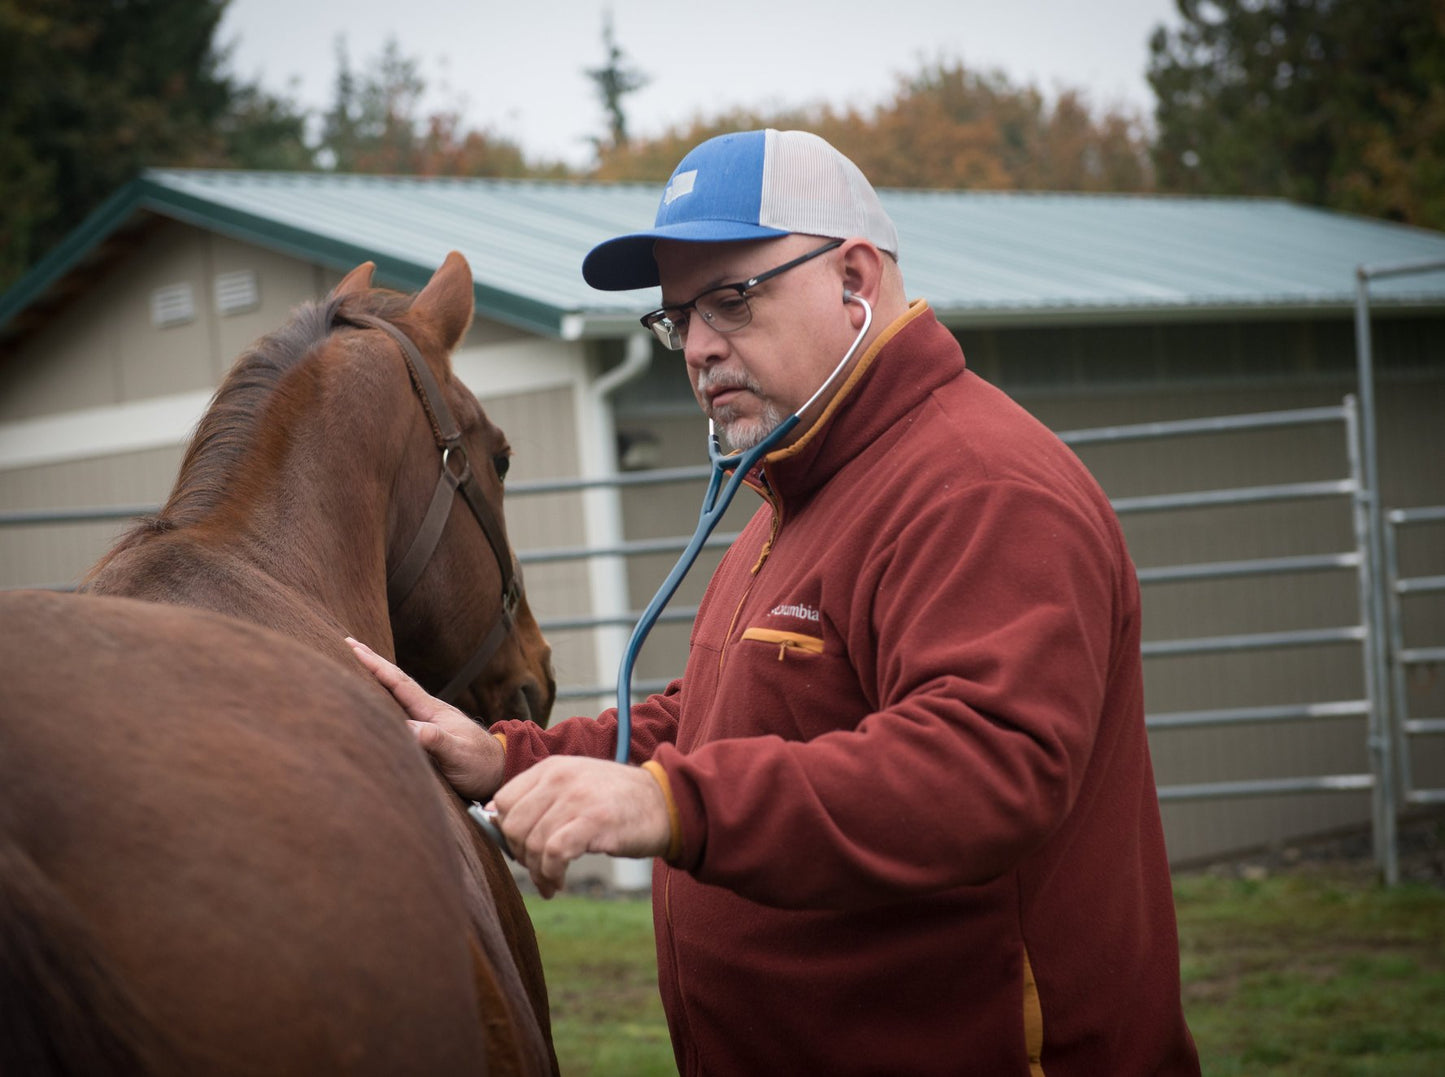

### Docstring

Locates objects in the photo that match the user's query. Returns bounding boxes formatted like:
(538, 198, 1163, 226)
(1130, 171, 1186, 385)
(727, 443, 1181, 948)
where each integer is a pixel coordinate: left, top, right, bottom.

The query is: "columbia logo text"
(769, 602, 820, 622)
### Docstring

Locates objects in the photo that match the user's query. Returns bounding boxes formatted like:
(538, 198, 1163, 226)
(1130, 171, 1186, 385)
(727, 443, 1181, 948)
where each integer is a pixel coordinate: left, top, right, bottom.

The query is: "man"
(352, 129, 1199, 1075)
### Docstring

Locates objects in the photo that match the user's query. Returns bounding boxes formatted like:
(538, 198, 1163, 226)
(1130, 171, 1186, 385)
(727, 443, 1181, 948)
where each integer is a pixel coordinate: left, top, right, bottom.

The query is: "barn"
(3, 168, 1443, 881)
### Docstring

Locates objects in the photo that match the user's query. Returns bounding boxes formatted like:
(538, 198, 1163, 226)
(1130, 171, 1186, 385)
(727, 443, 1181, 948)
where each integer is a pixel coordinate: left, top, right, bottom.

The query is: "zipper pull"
(750, 539, 773, 575)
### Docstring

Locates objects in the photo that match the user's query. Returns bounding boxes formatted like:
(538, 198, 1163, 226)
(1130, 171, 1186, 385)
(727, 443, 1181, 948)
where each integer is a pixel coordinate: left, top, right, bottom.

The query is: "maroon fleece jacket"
(498, 302, 1199, 1076)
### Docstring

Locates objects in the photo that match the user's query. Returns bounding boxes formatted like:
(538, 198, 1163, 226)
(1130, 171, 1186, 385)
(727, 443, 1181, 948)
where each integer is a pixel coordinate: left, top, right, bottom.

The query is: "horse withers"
(0, 254, 558, 1076)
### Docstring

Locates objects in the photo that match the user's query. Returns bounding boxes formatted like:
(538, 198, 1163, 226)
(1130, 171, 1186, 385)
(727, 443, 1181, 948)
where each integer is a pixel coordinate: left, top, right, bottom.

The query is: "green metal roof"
(5, 168, 1445, 343)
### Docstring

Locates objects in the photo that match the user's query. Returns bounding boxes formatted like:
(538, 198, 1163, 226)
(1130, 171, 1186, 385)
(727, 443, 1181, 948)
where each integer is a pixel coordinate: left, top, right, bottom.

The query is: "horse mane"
(86, 286, 413, 578)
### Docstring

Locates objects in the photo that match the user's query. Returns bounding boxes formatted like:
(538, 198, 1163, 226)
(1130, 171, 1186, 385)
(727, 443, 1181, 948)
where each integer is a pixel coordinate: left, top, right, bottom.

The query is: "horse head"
(330, 254, 555, 727)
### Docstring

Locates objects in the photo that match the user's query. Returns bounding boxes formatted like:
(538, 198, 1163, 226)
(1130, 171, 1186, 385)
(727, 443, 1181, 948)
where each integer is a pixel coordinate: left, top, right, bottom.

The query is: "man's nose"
(679, 338, 722, 375)
(682, 315, 729, 370)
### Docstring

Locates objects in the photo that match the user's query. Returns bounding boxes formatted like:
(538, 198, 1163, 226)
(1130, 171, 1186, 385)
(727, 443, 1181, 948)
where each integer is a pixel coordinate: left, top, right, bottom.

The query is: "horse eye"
(493, 453, 511, 482)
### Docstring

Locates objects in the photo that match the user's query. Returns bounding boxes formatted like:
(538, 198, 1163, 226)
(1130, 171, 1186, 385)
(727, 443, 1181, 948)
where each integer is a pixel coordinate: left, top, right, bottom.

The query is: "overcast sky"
(218, 0, 1184, 169)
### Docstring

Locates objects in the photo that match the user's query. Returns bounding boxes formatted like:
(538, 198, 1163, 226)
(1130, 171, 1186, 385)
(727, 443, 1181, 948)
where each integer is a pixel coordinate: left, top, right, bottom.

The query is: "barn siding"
(607, 322, 1444, 864)
(3, 219, 1442, 867)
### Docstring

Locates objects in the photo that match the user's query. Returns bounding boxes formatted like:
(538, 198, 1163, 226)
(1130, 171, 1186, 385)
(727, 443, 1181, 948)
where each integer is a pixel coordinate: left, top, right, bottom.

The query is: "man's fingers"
(494, 759, 671, 898)
(346, 636, 404, 683)
(347, 637, 420, 696)
(346, 637, 460, 725)
(521, 815, 591, 898)
(347, 637, 503, 801)
(407, 719, 445, 752)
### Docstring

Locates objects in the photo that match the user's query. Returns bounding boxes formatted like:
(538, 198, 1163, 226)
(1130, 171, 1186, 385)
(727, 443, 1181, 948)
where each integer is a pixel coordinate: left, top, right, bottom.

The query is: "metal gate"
(0, 399, 1404, 878)
(1054, 400, 1391, 879)
(1385, 505, 1445, 810)
(506, 398, 1396, 877)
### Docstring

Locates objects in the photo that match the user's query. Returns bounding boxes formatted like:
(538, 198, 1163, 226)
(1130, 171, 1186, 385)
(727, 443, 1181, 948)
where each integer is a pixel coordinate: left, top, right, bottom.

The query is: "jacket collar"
(751, 300, 967, 501)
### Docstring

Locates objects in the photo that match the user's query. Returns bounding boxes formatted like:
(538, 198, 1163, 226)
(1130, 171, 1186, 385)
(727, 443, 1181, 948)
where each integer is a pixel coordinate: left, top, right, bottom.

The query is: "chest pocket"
(740, 626, 825, 660)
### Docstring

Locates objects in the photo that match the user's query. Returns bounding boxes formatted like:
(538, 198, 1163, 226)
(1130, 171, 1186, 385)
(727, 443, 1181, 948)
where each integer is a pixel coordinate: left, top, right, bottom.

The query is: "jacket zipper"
(719, 478, 784, 678)
(740, 627, 825, 660)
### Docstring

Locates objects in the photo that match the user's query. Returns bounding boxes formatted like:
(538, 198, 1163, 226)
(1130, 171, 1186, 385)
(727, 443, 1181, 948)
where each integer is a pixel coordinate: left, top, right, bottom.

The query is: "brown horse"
(0, 254, 559, 1075)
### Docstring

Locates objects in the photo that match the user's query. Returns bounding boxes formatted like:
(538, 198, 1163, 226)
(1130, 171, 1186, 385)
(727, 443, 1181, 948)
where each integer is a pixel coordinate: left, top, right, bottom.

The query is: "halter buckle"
(441, 441, 472, 485)
(501, 574, 522, 620)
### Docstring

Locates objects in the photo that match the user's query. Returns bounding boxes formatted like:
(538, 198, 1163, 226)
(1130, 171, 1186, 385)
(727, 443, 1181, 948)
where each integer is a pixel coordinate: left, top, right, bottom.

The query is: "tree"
(0, 0, 310, 291)
(585, 10, 649, 154)
(318, 36, 425, 173)
(313, 35, 551, 178)
(1148, 0, 1445, 229)
(838, 61, 1152, 191)
(592, 59, 1153, 192)
(215, 82, 313, 172)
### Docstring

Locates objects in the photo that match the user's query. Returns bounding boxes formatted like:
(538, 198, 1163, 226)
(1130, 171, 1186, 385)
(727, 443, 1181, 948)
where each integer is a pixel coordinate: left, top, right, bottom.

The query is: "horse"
(0, 253, 559, 1075)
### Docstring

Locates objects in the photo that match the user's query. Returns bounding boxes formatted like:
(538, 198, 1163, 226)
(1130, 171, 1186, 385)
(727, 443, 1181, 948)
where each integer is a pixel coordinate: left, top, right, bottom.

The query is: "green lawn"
(526, 862, 1445, 1077)
(524, 893, 675, 1076)
(1174, 868, 1445, 1076)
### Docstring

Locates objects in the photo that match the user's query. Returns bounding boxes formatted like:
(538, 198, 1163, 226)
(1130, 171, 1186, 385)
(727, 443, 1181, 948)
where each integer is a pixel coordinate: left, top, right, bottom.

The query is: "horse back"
(0, 589, 513, 1076)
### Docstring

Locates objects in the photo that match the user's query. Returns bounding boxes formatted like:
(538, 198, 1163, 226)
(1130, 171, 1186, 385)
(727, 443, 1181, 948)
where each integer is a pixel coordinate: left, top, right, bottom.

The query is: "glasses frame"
(640, 238, 844, 350)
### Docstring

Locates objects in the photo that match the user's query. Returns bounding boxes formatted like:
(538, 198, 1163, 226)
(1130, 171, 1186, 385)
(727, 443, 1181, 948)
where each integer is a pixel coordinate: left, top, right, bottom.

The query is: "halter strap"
(338, 310, 522, 706)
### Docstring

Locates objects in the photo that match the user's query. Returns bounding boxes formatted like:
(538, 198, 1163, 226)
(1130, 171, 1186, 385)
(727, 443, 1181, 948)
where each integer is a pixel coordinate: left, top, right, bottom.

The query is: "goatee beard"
(697, 368, 785, 450)
(715, 401, 785, 450)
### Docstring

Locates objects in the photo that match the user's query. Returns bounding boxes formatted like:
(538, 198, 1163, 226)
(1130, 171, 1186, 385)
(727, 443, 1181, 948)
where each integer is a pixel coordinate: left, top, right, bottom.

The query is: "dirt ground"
(1188, 809, 1445, 889)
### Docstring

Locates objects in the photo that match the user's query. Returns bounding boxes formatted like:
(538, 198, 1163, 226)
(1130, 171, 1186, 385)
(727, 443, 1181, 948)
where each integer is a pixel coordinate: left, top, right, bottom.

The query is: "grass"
(524, 893, 675, 1076)
(526, 864, 1445, 1077)
(1174, 867, 1445, 1076)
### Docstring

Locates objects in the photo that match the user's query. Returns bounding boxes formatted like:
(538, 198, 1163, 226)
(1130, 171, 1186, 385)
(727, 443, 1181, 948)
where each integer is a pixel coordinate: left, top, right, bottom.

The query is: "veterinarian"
(353, 128, 1200, 1076)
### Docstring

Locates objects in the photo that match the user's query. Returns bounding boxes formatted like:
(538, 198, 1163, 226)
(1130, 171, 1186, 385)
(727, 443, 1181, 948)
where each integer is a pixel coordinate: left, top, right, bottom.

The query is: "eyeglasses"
(640, 239, 843, 350)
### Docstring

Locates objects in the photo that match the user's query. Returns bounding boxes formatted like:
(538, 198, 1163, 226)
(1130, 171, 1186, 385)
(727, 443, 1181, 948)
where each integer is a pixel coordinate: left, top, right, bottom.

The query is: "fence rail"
(1385, 504, 1445, 809)
(0, 399, 1407, 877)
(1054, 401, 1384, 848)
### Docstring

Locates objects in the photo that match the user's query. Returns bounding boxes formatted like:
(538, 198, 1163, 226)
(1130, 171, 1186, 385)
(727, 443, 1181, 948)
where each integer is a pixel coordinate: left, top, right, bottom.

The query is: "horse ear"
(410, 251, 475, 352)
(331, 261, 376, 300)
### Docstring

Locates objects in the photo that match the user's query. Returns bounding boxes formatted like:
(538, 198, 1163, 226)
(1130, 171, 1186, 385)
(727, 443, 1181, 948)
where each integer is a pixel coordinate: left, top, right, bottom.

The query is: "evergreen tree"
(1149, 0, 1445, 228)
(314, 35, 542, 177)
(585, 11, 649, 154)
(593, 60, 1153, 192)
(0, 0, 309, 291)
(318, 36, 424, 173)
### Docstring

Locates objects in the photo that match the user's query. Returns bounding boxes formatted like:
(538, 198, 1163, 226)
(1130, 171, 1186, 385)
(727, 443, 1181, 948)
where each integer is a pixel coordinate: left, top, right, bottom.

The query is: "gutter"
(581, 330, 654, 889)
(579, 329, 653, 688)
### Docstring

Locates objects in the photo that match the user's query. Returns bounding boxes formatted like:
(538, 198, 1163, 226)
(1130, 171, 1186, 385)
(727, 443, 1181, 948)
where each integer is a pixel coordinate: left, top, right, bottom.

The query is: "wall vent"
(214, 270, 260, 315)
(149, 283, 195, 328)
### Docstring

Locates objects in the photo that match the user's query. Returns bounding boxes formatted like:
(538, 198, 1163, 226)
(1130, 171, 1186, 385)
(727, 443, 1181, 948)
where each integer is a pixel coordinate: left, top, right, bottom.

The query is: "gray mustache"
(696, 369, 762, 396)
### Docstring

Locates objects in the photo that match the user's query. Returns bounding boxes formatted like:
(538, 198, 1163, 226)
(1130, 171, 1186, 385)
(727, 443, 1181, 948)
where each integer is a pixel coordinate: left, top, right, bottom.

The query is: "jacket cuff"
(641, 760, 684, 863)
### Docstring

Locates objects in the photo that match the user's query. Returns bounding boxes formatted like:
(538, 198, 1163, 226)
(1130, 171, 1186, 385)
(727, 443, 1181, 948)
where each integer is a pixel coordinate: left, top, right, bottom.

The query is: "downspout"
(583, 331, 653, 889)
(594, 329, 654, 398)
(585, 330, 651, 684)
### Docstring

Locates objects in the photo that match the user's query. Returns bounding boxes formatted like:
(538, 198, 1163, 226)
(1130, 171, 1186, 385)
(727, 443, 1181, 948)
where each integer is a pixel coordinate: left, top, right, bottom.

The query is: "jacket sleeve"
(650, 479, 1130, 910)
(494, 678, 685, 780)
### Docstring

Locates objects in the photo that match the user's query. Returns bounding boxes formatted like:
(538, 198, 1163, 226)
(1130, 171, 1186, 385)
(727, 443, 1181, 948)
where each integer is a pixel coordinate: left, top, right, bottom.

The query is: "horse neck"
(234, 434, 395, 650)
(89, 355, 408, 662)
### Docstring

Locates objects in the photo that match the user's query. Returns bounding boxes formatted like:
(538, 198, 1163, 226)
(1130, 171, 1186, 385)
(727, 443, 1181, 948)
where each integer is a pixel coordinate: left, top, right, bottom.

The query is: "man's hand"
(492, 757, 672, 898)
(346, 637, 504, 801)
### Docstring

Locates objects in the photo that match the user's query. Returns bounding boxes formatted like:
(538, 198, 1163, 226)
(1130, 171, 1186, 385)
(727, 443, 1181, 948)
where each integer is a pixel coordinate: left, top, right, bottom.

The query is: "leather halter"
(339, 311, 522, 706)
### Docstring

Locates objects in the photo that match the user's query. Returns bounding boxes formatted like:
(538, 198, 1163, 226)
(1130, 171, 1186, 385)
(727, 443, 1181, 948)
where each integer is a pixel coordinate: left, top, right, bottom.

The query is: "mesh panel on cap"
(758, 130, 899, 257)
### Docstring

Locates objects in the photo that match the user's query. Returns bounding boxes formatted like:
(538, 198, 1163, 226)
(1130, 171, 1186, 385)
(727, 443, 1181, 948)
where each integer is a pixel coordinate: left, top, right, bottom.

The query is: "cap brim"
(582, 220, 790, 291)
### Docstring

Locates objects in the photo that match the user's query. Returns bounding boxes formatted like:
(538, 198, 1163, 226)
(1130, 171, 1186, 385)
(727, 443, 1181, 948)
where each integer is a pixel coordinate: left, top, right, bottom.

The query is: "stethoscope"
(469, 294, 872, 854)
(613, 292, 872, 763)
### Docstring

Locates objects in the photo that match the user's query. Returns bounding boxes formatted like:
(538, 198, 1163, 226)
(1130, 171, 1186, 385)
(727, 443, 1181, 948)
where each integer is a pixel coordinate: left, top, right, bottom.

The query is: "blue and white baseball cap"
(582, 129, 899, 291)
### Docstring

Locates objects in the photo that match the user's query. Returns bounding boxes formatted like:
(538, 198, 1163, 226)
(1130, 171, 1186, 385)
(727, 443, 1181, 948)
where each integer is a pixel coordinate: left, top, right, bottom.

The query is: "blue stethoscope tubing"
(469, 296, 872, 856)
(612, 295, 872, 764)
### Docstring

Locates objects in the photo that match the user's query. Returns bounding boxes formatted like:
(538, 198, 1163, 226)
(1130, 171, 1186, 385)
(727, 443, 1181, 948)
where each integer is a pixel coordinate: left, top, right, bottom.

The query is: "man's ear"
(838, 239, 887, 327)
(838, 239, 886, 306)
